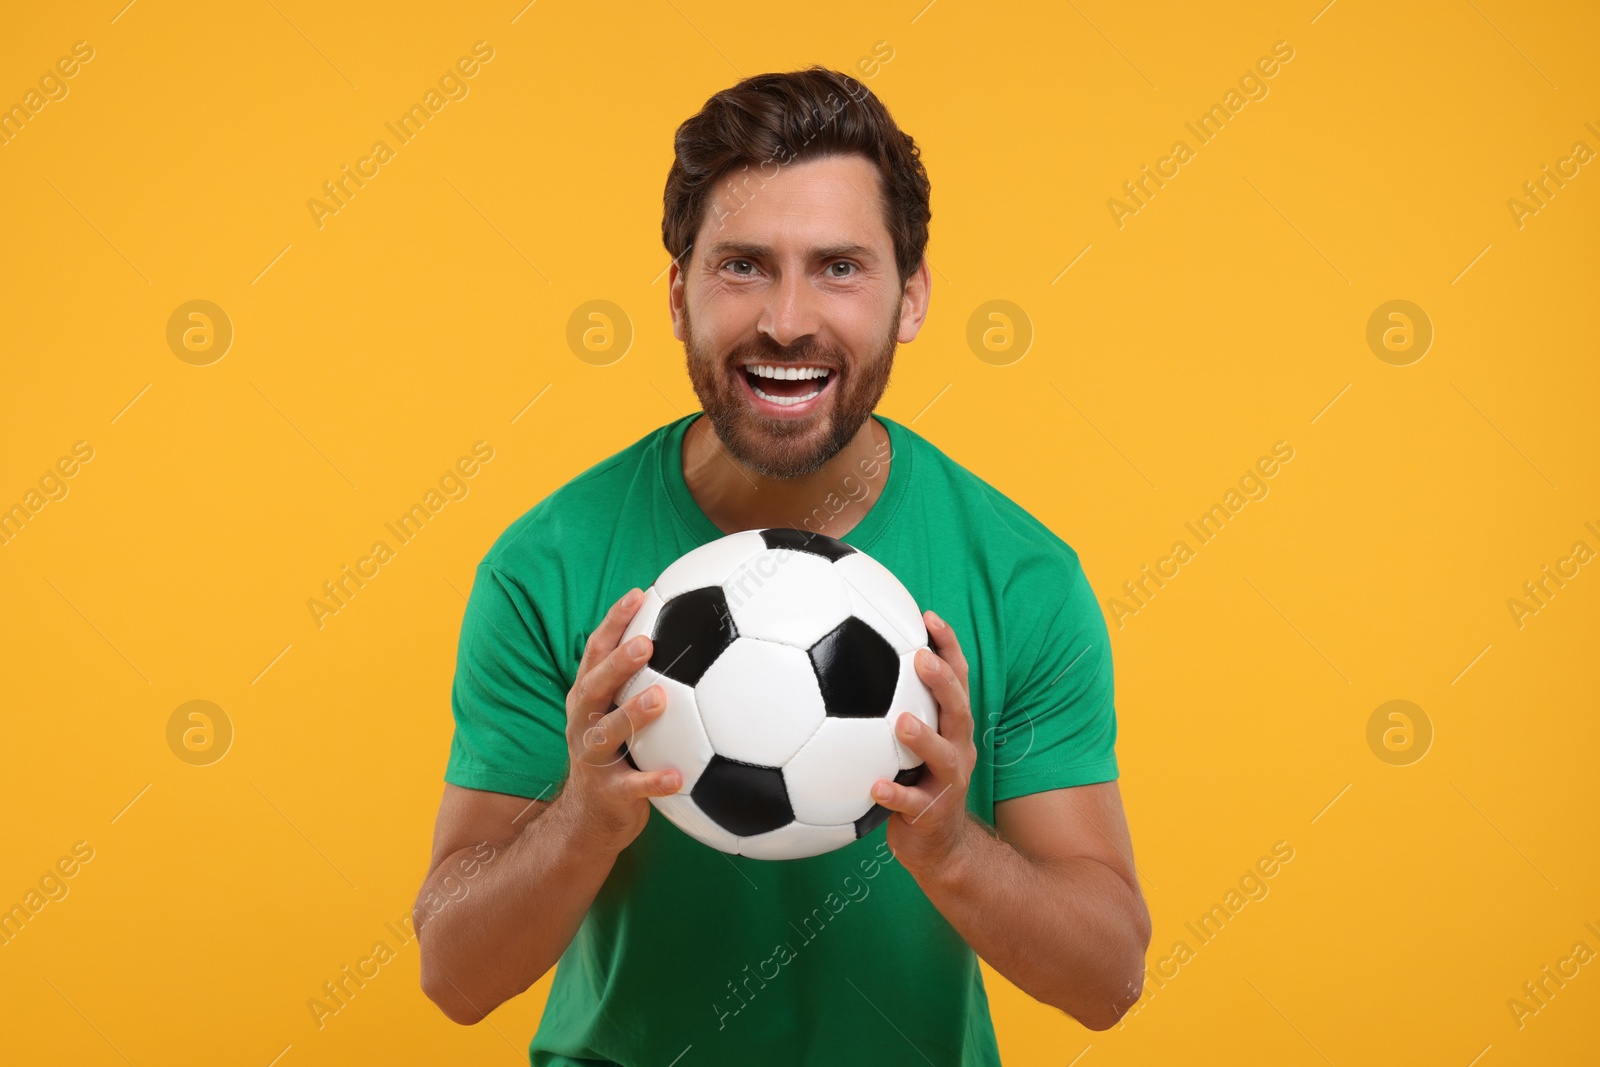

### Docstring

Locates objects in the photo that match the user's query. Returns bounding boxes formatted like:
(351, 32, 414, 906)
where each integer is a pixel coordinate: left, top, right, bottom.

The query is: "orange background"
(1, 1, 1596, 1064)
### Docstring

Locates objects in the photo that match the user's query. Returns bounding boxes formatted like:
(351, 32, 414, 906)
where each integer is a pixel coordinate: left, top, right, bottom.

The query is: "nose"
(756, 269, 821, 349)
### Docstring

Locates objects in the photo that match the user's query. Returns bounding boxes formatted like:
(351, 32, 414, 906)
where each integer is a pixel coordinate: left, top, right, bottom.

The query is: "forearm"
(911, 816, 1150, 1030)
(418, 793, 617, 1023)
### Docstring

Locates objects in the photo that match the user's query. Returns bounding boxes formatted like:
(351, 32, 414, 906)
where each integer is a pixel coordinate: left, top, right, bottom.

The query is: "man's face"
(671, 152, 926, 479)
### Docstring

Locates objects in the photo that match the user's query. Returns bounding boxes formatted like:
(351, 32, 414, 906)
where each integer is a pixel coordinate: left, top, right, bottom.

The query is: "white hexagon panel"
(784, 716, 901, 826)
(723, 549, 852, 649)
(694, 637, 826, 767)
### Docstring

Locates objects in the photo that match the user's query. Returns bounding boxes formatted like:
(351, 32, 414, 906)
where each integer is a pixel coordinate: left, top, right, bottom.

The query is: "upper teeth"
(747, 364, 830, 380)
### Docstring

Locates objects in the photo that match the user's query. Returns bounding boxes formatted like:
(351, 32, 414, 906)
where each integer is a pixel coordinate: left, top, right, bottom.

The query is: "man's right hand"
(555, 586, 681, 854)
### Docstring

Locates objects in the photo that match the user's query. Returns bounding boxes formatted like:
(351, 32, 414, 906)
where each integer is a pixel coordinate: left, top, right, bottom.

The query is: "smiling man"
(416, 67, 1150, 1066)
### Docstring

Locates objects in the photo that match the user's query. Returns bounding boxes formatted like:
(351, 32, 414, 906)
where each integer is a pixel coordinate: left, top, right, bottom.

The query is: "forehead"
(696, 152, 892, 255)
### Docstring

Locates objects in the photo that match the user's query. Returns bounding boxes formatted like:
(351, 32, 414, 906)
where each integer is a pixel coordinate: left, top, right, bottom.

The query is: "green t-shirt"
(445, 411, 1119, 1066)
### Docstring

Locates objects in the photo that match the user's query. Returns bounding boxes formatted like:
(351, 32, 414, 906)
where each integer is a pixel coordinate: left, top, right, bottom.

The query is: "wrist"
(548, 781, 630, 861)
(912, 813, 988, 896)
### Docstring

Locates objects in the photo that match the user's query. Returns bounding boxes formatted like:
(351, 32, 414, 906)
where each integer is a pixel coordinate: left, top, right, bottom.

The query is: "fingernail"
(627, 635, 649, 656)
(872, 781, 890, 800)
(901, 715, 920, 736)
(640, 687, 661, 710)
(927, 610, 944, 629)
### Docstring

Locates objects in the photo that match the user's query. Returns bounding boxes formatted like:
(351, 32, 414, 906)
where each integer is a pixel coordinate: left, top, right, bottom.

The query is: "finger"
(578, 588, 645, 679)
(916, 646, 974, 741)
(575, 683, 668, 765)
(870, 773, 947, 820)
(924, 610, 969, 688)
(572, 630, 653, 720)
(619, 766, 683, 799)
(869, 776, 914, 812)
(894, 710, 962, 783)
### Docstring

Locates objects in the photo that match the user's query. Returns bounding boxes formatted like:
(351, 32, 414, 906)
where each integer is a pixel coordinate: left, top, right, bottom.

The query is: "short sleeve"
(443, 562, 572, 800)
(991, 557, 1119, 802)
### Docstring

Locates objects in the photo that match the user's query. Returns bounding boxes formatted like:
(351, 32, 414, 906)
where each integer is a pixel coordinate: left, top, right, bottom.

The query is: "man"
(416, 66, 1150, 1065)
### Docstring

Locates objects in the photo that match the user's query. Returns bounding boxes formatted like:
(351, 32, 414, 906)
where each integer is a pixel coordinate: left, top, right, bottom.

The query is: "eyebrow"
(703, 241, 879, 263)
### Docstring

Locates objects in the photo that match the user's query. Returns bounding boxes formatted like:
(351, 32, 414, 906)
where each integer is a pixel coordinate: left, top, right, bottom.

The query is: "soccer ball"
(613, 528, 938, 860)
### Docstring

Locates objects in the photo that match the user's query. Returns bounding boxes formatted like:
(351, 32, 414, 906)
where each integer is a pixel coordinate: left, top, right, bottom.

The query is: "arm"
(870, 611, 1151, 1030)
(417, 587, 683, 1024)
(415, 785, 611, 1024)
(914, 784, 1150, 1029)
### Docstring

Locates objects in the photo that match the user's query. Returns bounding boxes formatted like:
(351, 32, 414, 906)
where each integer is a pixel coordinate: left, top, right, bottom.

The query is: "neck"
(681, 414, 891, 538)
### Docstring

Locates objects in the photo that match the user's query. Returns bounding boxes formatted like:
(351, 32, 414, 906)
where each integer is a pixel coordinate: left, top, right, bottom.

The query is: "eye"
(826, 261, 858, 278)
(724, 259, 756, 276)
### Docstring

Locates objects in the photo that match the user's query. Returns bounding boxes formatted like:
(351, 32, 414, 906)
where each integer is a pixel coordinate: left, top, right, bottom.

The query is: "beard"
(682, 302, 900, 480)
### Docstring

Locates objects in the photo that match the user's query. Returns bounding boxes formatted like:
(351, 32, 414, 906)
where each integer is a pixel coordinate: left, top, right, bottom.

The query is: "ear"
(668, 259, 687, 342)
(895, 257, 932, 344)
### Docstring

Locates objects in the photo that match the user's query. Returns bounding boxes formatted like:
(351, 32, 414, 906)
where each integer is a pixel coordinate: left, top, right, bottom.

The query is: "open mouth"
(739, 362, 834, 412)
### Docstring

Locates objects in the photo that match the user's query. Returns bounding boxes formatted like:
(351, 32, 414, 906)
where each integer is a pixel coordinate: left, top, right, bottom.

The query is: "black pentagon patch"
(853, 765, 926, 838)
(651, 586, 737, 686)
(808, 616, 900, 717)
(760, 527, 856, 562)
(692, 754, 793, 837)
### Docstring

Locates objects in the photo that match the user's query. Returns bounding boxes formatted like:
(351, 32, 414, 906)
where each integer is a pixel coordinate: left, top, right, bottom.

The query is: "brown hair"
(662, 66, 932, 286)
